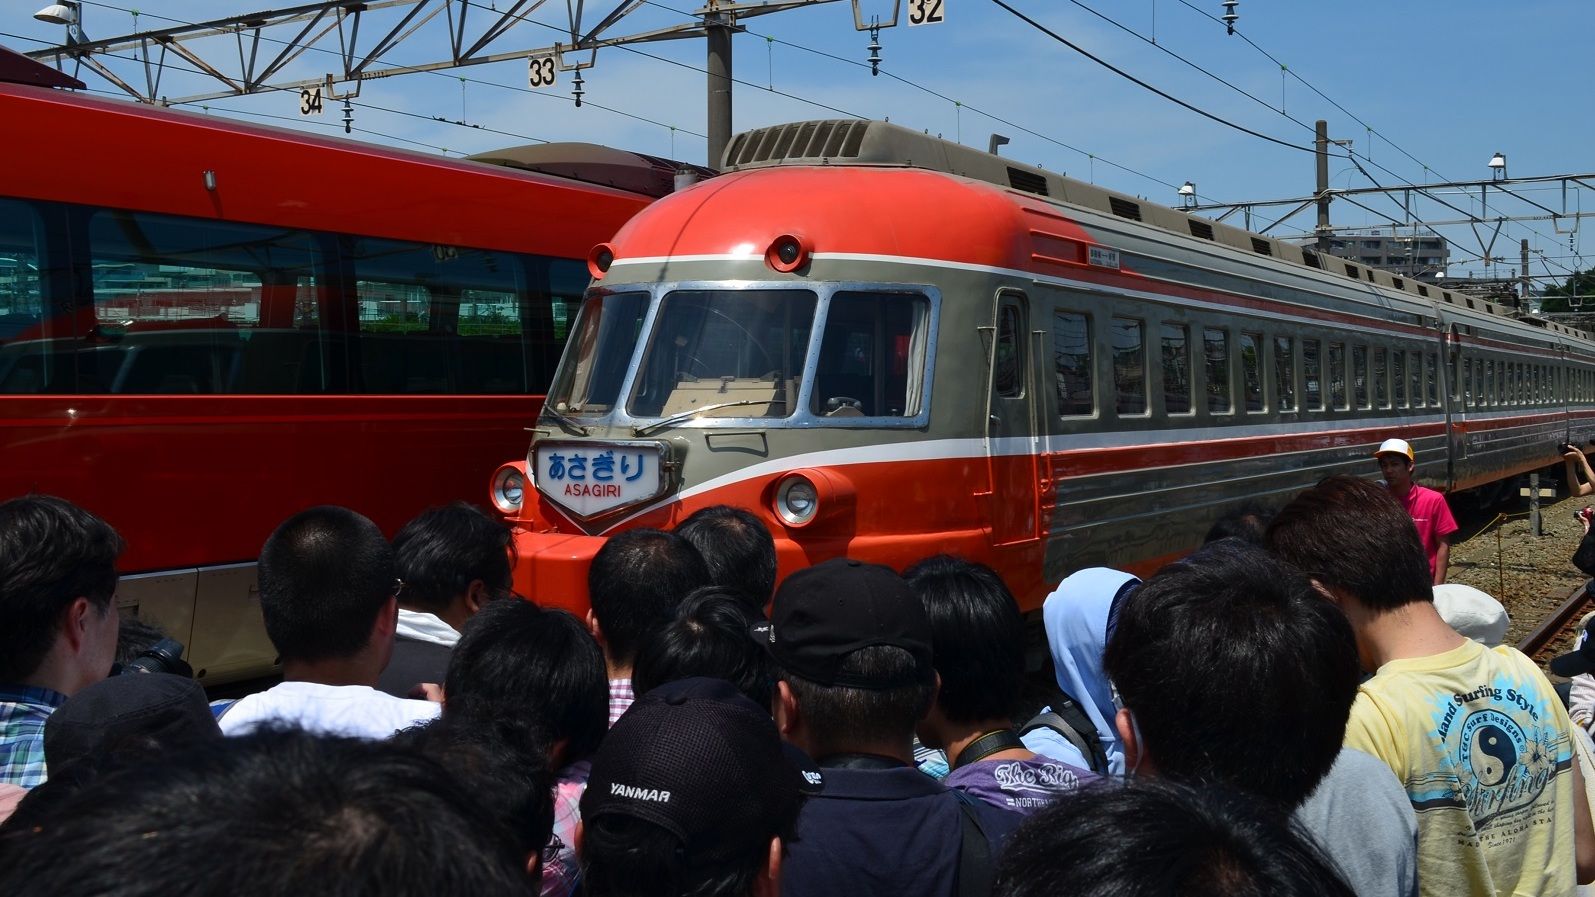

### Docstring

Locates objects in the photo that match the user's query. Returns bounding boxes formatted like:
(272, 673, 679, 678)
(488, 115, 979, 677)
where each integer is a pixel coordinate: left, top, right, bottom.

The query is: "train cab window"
(1328, 343, 1348, 410)
(1053, 311, 1093, 416)
(626, 289, 818, 420)
(1427, 354, 1439, 406)
(1352, 345, 1369, 409)
(551, 291, 649, 415)
(994, 304, 1023, 398)
(808, 292, 927, 418)
(86, 210, 327, 395)
(1373, 348, 1389, 408)
(0, 200, 56, 394)
(1160, 323, 1191, 414)
(1204, 328, 1231, 414)
(1392, 351, 1407, 407)
(1274, 336, 1295, 412)
(1240, 332, 1263, 412)
(1111, 317, 1147, 416)
(1303, 339, 1323, 411)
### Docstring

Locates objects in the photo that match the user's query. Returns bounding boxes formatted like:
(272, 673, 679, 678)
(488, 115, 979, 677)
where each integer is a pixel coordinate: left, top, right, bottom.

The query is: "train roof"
(722, 119, 1590, 343)
(467, 143, 716, 199)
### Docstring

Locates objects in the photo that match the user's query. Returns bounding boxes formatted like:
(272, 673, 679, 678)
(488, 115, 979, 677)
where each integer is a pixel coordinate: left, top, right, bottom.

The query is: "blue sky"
(10, 1, 1594, 282)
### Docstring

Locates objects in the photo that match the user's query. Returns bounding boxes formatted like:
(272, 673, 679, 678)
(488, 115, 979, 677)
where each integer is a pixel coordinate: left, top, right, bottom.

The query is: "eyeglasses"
(392, 579, 405, 599)
(541, 833, 566, 865)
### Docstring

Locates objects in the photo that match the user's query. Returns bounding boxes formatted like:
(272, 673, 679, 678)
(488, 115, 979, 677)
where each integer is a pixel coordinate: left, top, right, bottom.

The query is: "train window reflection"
(1052, 311, 1092, 417)
(1274, 336, 1295, 412)
(1241, 332, 1263, 412)
(1410, 351, 1423, 406)
(1393, 351, 1406, 407)
(550, 291, 648, 415)
(0, 200, 52, 393)
(1204, 327, 1230, 414)
(1373, 348, 1389, 408)
(1352, 345, 1369, 409)
(629, 289, 818, 420)
(994, 304, 1022, 398)
(1111, 317, 1146, 416)
(811, 292, 927, 418)
(1161, 323, 1191, 414)
(1303, 339, 1322, 410)
(1328, 342, 1347, 410)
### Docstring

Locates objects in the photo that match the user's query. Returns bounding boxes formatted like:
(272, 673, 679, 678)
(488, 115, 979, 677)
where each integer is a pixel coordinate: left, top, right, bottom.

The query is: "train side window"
(1274, 336, 1295, 412)
(0, 199, 57, 394)
(1328, 342, 1347, 410)
(1240, 331, 1263, 412)
(1483, 358, 1495, 406)
(1052, 310, 1093, 416)
(1410, 352, 1423, 407)
(1111, 317, 1147, 416)
(1427, 354, 1439, 406)
(86, 210, 328, 394)
(1352, 344, 1369, 409)
(1373, 348, 1389, 408)
(994, 303, 1022, 398)
(1160, 323, 1191, 414)
(1204, 327, 1230, 414)
(1392, 350, 1406, 407)
(1303, 339, 1323, 411)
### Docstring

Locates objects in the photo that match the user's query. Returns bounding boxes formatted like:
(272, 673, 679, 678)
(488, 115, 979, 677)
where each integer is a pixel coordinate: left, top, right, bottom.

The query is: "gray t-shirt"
(943, 755, 1098, 815)
(1295, 747, 1419, 897)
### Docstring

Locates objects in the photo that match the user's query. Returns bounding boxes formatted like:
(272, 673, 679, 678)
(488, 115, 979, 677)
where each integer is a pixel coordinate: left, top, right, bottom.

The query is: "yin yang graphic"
(1469, 725, 1517, 786)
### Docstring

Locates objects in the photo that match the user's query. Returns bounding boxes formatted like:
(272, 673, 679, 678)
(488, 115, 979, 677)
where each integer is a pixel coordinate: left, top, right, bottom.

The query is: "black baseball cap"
(44, 673, 221, 774)
(752, 557, 933, 689)
(581, 677, 820, 861)
(1551, 623, 1595, 678)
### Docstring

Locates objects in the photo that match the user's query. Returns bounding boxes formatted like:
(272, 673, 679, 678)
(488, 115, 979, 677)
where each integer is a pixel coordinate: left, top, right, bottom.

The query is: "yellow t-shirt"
(1346, 639, 1576, 897)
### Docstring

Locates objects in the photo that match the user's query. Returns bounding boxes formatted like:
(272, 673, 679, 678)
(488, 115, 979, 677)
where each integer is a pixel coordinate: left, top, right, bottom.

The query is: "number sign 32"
(528, 56, 557, 89)
(908, 0, 945, 25)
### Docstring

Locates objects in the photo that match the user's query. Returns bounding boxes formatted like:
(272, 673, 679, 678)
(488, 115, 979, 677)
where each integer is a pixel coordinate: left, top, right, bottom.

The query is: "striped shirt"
(608, 678, 634, 727)
(0, 685, 68, 788)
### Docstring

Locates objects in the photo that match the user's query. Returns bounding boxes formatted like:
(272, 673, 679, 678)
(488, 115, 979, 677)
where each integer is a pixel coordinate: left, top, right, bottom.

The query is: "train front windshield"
(548, 286, 931, 423)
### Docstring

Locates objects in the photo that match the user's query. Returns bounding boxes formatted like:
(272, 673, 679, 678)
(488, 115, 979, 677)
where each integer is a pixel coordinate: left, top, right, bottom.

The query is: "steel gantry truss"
(26, 0, 910, 163)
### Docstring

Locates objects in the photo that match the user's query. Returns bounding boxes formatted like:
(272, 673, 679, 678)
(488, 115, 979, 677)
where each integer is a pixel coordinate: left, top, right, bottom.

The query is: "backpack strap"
(949, 789, 993, 897)
(1020, 693, 1110, 774)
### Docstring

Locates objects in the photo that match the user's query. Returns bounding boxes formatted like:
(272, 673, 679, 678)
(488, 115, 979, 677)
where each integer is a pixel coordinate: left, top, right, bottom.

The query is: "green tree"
(1539, 268, 1595, 313)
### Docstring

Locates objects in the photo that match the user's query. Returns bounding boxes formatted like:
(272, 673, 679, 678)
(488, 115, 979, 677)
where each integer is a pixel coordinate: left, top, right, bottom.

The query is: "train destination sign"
(534, 441, 668, 518)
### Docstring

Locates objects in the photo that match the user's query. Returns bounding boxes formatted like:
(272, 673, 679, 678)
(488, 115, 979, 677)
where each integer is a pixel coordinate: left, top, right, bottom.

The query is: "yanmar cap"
(1373, 438, 1415, 461)
(580, 677, 820, 860)
(753, 557, 934, 689)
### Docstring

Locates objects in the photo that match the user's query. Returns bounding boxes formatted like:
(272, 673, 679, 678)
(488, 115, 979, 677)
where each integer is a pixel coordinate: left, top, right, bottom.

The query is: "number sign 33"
(528, 56, 558, 89)
(908, 0, 945, 25)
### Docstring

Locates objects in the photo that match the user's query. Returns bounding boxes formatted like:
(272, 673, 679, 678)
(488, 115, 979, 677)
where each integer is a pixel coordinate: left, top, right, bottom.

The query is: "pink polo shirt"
(1396, 483, 1458, 576)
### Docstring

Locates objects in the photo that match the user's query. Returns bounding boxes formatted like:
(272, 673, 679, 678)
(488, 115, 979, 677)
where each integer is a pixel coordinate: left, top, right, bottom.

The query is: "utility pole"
(1315, 120, 1331, 254)
(1521, 239, 1530, 310)
(706, 10, 735, 168)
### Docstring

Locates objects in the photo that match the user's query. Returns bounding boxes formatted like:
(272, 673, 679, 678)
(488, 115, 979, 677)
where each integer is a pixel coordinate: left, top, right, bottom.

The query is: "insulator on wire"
(1221, 1, 1239, 34)
(572, 70, 585, 107)
(342, 97, 352, 134)
(867, 24, 882, 77)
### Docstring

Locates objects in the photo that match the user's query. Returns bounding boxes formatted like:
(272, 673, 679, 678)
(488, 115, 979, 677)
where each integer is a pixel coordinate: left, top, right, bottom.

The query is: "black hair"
(1202, 502, 1274, 546)
(992, 778, 1354, 897)
(1266, 475, 1434, 612)
(0, 495, 124, 682)
(675, 506, 778, 611)
(392, 502, 513, 615)
(781, 645, 935, 756)
(901, 555, 1024, 725)
(1102, 540, 1360, 809)
(588, 529, 711, 665)
(632, 587, 777, 710)
(444, 599, 608, 766)
(0, 728, 538, 897)
(581, 810, 789, 897)
(257, 506, 396, 663)
(401, 712, 555, 863)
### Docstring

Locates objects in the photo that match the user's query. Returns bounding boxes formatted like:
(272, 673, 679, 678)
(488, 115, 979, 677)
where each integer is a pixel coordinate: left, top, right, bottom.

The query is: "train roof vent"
(1250, 237, 1273, 256)
(1109, 197, 1143, 221)
(1392, 276, 1405, 289)
(1007, 167, 1049, 196)
(1302, 248, 1322, 269)
(1189, 220, 1215, 241)
(1345, 263, 1360, 278)
(1366, 268, 1376, 282)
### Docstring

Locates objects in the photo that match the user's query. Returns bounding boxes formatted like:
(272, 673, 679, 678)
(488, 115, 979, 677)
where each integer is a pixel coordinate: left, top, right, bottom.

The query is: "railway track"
(1521, 582, 1593, 662)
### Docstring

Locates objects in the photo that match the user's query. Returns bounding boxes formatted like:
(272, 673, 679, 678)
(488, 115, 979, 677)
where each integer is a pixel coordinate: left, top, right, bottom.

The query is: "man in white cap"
(1374, 437, 1458, 584)
(1432, 583, 1509, 647)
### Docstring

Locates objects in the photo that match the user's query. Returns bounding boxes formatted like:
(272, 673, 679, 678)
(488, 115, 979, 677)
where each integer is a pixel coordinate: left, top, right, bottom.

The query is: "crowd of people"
(0, 437, 1593, 896)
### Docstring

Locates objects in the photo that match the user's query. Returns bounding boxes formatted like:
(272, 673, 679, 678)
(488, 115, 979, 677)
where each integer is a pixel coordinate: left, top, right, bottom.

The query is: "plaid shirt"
(0, 685, 68, 788)
(608, 678, 634, 727)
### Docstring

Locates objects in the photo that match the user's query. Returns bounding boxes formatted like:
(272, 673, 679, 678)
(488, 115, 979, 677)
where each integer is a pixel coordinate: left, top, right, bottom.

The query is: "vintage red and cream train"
(493, 119, 1595, 613)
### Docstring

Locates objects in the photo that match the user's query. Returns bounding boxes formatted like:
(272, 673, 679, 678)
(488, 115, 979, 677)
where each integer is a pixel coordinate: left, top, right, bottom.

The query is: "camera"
(115, 637, 194, 678)
(1561, 442, 1579, 455)
(1576, 507, 1595, 525)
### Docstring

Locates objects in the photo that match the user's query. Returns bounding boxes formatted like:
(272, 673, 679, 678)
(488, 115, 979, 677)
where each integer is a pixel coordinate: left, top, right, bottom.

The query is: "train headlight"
(588, 243, 616, 279)
(774, 475, 820, 527)
(765, 233, 811, 273)
(491, 463, 527, 514)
